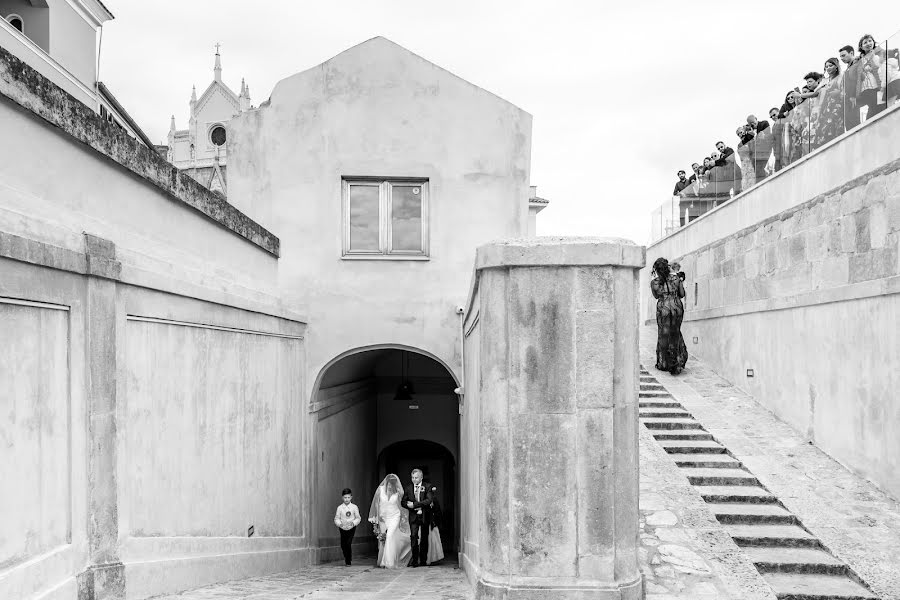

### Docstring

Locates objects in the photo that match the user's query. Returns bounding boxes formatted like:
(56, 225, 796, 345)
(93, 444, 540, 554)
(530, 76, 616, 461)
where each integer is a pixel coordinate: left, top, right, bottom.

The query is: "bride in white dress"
(368, 474, 411, 568)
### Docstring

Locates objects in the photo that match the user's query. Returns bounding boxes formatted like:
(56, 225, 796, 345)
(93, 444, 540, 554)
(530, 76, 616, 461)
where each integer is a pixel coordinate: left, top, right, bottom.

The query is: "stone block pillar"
(471, 238, 644, 600)
(77, 234, 126, 600)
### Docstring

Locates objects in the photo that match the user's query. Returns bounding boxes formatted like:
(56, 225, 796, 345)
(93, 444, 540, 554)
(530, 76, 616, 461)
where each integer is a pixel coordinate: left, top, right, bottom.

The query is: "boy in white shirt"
(334, 488, 361, 565)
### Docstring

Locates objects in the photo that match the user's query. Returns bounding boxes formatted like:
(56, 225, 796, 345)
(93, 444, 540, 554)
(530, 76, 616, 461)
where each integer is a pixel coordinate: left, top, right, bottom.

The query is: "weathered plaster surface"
(0, 44, 279, 256)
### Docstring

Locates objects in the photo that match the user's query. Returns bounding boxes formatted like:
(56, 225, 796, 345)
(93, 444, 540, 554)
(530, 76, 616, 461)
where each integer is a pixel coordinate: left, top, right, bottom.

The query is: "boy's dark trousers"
(339, 526, 356, 565)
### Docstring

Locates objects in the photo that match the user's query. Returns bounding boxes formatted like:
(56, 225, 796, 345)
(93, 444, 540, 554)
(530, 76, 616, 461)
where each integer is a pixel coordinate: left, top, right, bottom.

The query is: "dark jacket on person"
(843, 58, 861, 99)
(746, 120, 773, 160)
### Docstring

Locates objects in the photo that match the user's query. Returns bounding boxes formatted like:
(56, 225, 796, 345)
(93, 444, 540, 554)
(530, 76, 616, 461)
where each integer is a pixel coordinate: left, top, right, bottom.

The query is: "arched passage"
(377, 440, 456, 555)
(310, 346, 460, 563)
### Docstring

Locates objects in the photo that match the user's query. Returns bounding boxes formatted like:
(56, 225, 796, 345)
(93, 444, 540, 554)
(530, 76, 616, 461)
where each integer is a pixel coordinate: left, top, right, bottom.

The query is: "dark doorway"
(378, 439, 456, 554)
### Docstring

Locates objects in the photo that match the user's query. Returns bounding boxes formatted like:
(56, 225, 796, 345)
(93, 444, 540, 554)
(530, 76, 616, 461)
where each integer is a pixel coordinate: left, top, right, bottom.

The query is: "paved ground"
(149, 560, 473, 600)
(151, 329, 900, 600)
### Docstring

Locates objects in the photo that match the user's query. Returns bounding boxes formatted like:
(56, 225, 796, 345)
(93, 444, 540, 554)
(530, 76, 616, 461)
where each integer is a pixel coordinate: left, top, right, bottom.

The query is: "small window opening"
(7, 15, 24, 32)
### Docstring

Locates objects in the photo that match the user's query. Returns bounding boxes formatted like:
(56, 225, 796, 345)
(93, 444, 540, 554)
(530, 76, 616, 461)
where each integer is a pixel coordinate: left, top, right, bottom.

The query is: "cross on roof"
(214, 42, 221, 54)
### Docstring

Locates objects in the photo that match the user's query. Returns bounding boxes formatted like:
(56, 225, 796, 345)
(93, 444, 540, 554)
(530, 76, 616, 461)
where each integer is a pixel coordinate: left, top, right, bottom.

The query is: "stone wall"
(643, 107, 900, 500)
(461, 238, 644, 600)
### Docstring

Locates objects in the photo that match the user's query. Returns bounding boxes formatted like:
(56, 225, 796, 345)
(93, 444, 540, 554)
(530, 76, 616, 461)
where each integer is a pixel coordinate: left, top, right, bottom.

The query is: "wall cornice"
(0, 45, 280, 257)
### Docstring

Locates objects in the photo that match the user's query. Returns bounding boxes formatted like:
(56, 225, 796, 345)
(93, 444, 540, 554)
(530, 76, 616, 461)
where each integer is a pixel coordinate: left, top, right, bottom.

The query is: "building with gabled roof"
(166, 47, 252, 195)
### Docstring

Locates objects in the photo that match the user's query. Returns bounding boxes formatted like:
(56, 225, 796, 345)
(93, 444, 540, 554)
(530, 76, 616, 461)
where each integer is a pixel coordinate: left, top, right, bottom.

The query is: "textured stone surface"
(641, 331, 900, 600)
(467, 240, 643, 598)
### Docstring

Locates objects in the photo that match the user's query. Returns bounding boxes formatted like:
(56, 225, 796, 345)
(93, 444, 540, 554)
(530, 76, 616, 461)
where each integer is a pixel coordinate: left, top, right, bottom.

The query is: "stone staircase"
(639, 366, 879, 600)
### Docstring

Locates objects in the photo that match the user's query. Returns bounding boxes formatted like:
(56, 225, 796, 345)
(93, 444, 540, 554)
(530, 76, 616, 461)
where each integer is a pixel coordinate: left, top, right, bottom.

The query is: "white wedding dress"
(370, 475, 411, 569)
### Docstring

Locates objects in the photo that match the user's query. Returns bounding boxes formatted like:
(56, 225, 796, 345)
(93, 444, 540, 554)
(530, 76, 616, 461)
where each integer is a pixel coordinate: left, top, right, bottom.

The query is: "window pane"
(391, 185, 423, 252)
(349, 185, 380, 251)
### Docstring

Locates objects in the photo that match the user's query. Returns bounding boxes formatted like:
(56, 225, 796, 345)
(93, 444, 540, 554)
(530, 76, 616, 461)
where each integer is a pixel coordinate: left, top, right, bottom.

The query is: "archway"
(377, 440, 456, 555)
(310, 346, 460, 563)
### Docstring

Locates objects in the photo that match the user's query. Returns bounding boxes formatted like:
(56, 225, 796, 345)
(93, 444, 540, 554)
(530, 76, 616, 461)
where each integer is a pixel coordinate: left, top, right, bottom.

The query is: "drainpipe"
(455, 306, 465, 412)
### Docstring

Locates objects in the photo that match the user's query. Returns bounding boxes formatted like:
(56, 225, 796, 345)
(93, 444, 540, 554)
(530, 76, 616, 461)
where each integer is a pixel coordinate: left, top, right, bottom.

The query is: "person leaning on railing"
(798, 71, 825, 152)
(735, 126, 755, 190)
(857, 34, 886, 121)
(886, 50, 900, 107)
(744, 115, 773, 182)
(816, 59, 846, 146)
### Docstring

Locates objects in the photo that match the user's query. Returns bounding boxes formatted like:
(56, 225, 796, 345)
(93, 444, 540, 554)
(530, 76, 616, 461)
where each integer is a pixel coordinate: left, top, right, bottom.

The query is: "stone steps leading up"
(639, 409, 692, 419)
(668, 454, 742, 469)
(658, 439, 725, 452)
(652, 431, 713, 441)
(681, 467, 759, 486)
(641, 418, 703, 430)
(727, 524, 821, 548)
(640, 402, 683, 410)
(639, 390, 674, 397)
(743, 547, 847, 575)
(762, 572, 878, 599)
(695, 485, 779, 504)
(707, 502, 796, 525)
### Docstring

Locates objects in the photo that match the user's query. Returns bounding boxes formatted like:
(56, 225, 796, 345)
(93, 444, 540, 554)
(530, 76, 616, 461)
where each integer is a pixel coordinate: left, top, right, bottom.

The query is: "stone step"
(696, 485, 778, 504)
(727, 524, 820, 548)
(743, 547, 847, 575)
(640, 409, 691, 419)
(639, 400, 682, 408)
(707, 503, 796, 525)
(658, 439, 724, 452)
(642, 418, 703, 430)
(669, 454, 742, 469)
(640, 404, 683, 412)
(762, 572, 878, 599)
(640, 383, 665, 390)
(681, 467, 758, 486)
(639, 390, 674, 396)
(652, 431, 713, 441)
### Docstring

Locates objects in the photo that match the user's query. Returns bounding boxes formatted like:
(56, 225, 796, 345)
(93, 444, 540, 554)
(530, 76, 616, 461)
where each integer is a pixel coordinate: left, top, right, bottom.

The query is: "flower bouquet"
(369, 517, 386, 542)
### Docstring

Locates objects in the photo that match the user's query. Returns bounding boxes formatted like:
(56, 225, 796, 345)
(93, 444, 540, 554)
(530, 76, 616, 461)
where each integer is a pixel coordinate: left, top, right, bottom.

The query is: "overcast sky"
(99, 1, 899, 244)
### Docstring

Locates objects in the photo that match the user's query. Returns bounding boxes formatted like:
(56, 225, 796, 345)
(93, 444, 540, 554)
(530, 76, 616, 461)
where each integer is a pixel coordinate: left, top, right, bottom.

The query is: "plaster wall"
(120, 322, 304, 538)
(0, 18, 94, 108)
(460, 286, 481, 582)
(228, 37, 533, 396)
(642, 106, 900, 499)
(0, 301, 70, 571)
(0, 98, 285, 317)
(46, 0, 96, 89)
(0, 0, 49, 51)
(0, 58, 309, 599)
(313, 393, 377, 563)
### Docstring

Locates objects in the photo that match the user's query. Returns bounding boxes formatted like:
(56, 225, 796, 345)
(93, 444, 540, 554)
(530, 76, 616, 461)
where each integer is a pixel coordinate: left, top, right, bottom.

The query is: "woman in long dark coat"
(651, 257, 688, 374)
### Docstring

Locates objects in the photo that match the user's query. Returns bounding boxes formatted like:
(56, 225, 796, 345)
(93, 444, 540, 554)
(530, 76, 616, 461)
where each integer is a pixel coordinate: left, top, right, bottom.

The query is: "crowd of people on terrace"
(673, 33, 900, 204)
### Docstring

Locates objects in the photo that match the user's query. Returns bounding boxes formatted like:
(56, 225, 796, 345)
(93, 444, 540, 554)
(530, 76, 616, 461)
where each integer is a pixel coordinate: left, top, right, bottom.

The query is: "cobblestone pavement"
(641, 326, 900, 600)
(149, 560, 473, 600)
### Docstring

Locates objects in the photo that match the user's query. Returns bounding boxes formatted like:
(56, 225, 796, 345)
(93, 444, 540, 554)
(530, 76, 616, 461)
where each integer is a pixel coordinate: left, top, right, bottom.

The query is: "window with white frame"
(342, 178, 429, 258)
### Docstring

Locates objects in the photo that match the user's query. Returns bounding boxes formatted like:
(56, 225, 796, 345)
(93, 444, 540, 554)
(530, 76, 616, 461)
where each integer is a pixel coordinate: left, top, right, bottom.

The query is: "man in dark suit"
(840, 45, 860, 130)
(402, 468, 432, 567)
